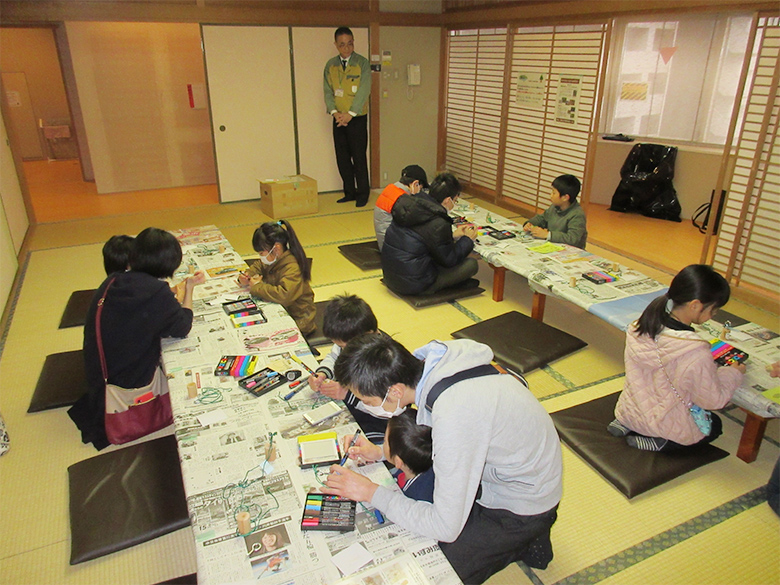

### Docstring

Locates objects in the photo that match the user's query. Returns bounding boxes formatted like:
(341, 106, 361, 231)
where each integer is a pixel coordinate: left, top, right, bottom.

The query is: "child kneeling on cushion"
(608, 264, 745, 451)
(238, 220, 315, 335)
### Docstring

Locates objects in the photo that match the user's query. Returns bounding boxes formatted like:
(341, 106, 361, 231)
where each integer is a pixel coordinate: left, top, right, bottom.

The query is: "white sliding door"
(292, 27, 369, 193)
(203, 25, 296, 202)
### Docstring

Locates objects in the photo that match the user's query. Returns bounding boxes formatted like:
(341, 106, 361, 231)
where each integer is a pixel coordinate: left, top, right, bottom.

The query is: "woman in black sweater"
(68, 228, 204, 450)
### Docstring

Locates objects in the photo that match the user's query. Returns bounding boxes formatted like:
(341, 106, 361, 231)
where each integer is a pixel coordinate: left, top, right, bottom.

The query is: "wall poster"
(555, 75, 582, 125)
(515, 72, 546, 109)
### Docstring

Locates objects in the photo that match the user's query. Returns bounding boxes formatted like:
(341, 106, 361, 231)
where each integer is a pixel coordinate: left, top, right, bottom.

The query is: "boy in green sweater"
(523, 174, 587, 249)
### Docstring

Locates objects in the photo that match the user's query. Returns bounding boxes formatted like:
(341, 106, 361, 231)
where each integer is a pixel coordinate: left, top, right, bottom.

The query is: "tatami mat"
(2, 190, 778, 585)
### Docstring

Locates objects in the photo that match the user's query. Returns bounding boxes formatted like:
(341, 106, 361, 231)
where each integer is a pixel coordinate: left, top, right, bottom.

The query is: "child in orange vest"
(374, 165, 428, 251)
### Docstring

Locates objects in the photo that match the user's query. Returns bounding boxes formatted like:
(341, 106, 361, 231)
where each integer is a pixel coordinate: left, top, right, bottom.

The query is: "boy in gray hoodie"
(324, 333, 562, 584)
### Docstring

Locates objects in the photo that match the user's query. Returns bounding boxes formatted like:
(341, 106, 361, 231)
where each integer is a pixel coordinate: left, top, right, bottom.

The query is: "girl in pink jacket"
(609, 265, 745, 451)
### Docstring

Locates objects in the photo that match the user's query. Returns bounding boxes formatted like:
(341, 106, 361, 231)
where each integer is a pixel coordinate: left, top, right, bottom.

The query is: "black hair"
(428, 172, 461, 204)
(398, 175, 416, 187)
(334, 332, 423, 399)
(335, 27, 353, 40)
(129, 227, 182, 278)
(252, 220, 311, 281)
(635, 264, 730, 338)
(322, 294, 378, 343)
(552, 174, 581, 201)
(102, 234, 134, 275)
(386, 409, 433, 476)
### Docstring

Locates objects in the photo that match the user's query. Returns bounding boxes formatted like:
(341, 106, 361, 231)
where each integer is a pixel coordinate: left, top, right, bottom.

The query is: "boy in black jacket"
(381, 172, 478, 295)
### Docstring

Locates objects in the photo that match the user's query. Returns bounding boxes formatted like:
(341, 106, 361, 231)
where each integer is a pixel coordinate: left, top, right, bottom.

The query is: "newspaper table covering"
(451, 205, 779, 420)
(451, 199, 668, 328)
(695, 319, 780, 419)
(163, 226, 461, 585)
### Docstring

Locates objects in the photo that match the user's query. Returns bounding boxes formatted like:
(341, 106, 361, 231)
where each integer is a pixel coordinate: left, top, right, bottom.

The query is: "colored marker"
(340, 429, 362, 466)
(290, 354, 315, 376)
(283, 379, 309, 401)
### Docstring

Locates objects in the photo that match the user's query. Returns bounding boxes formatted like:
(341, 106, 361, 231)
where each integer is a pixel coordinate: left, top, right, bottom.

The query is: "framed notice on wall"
(555, 75, 582, 125)
(516, 72, 546, 109)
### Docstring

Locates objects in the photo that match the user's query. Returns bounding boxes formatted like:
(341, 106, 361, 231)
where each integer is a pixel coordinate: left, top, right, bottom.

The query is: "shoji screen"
(713, 16, 779, 295)
(444, 29, 507, 191)
(502, 24, 608, 211)
(203, 25, 296, 203)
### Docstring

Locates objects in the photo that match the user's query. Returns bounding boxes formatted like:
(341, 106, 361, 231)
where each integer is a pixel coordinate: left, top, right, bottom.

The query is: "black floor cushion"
(452, 310, 586, 374)
(384, 280, 485, 308)
(68, 435, 190, 564)
(551, 392, 729, 499)
(338, 240, 382, 270)
(28, 350, 87, 413)
(59, 289, 96, 329)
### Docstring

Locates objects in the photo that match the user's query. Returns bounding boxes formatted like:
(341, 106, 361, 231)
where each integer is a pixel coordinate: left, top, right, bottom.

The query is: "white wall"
(0, 113, 30, 315)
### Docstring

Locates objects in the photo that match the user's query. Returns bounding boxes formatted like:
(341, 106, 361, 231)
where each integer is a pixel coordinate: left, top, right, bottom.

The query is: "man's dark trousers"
(333, 114, 369, 206)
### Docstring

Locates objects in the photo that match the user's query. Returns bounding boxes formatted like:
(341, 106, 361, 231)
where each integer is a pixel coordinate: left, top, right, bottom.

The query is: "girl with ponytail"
(238, 220, 316, 334)
(609, 265, 745, 452)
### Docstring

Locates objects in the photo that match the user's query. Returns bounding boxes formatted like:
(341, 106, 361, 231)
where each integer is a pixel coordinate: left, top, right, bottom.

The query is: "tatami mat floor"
(1, 190, 778, 585)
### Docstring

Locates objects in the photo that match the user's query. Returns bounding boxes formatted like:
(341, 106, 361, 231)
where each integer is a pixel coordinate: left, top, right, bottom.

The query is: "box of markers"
(709, 339, 748, 366)
(582, 270, 617, 284)
(230, 311, 267, 328)
(237, 367, 286, 397)
(222, 298, 262, 316)
(300, 493, 356, 532)
(214, 355, 261, 377)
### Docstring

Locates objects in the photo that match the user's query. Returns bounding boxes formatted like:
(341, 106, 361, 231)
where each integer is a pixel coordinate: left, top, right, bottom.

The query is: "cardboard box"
(258, 175, 318, 219)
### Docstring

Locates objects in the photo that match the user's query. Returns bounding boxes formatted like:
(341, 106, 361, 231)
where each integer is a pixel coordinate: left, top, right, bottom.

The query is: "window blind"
(502, 24, 607, 211)
(713, 16, 779, 296)
(444, 28, 507, 191)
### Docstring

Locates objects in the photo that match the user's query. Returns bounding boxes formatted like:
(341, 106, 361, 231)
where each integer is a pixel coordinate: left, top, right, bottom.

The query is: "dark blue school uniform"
(401, 469, 435, 503)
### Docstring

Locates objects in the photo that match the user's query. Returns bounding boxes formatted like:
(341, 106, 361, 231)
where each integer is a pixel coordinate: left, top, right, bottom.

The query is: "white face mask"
(259, 249, 277, 266)
(362, 391, 406, 419)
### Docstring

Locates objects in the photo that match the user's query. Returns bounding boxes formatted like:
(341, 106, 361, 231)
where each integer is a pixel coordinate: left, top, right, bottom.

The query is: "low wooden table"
(458, 202, 780, 462)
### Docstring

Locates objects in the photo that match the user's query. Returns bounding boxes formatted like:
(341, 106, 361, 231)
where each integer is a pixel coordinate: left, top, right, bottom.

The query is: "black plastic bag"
(609, 143, 682, 222)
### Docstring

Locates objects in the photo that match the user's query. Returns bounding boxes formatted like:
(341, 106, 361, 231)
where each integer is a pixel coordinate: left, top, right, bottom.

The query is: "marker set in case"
(300, 493, 356, 532)
(582, 271, 617, 284)
(709, 340, 749, 366)
(238, 367, 286, 397)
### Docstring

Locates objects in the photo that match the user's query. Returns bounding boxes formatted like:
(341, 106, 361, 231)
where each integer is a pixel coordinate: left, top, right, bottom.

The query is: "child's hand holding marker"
(323, 463, 379, 503)
(339, 429, 362, 466)
(236, 270, 250, 286)
(308, 372, 327, 393)
(311, 375, 348, 401)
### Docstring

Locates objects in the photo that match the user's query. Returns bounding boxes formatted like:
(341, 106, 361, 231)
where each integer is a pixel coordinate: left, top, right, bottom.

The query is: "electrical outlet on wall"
(383, 172, 388, 180)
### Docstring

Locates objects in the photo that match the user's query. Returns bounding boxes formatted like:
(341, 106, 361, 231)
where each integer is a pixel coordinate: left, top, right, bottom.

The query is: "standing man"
(323, 27, 372, 207)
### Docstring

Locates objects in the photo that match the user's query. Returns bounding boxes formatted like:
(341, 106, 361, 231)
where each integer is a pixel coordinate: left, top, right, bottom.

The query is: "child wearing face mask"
(384, 409, 435, 503)
(238, 220, 316, 335)
(309, 295, 389, 443)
